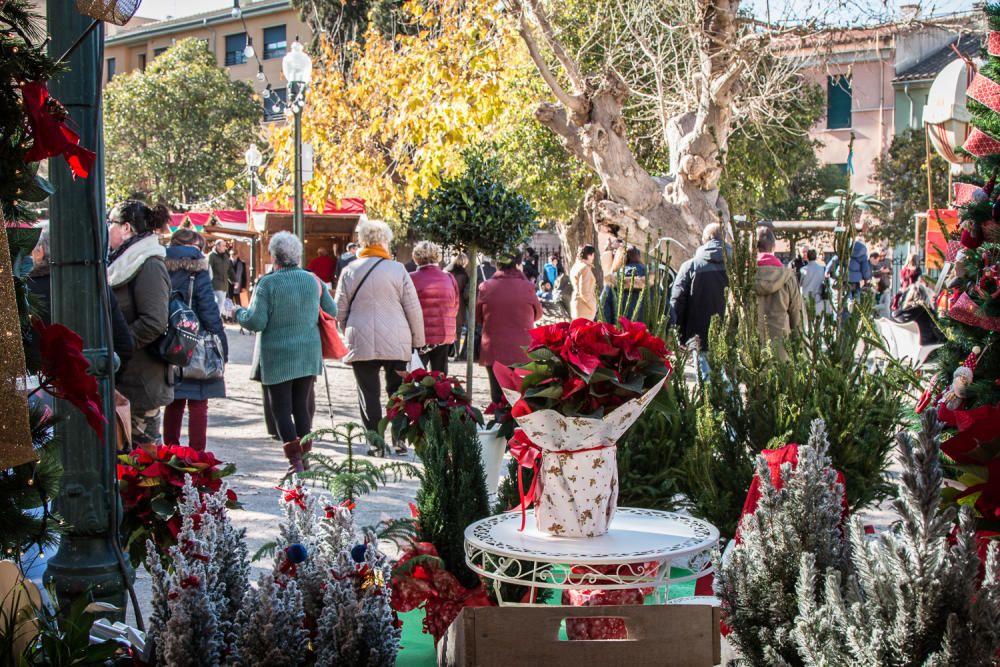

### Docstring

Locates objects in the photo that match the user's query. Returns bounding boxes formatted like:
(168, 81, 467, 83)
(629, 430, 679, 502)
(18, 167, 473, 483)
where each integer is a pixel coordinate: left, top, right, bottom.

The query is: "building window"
(263, 25, 286, 60)
(153, 46, 167, 58)
(264, 88, 287, 121)
(107, 57, 116, 81)
(827, 75, 852, 129)
(138, 53, 147, 70)
(225, 32, 247, 66)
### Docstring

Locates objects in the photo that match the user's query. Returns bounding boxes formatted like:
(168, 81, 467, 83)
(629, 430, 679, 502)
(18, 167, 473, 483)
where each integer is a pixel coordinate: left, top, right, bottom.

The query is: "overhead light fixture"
(231, 0, 241, 19)
(257, 64, 265, 81)
(244, 37, 255, 59)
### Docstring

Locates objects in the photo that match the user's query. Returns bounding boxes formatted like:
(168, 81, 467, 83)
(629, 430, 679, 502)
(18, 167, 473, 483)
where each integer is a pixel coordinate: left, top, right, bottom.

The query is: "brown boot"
(283, 440, 305, 474)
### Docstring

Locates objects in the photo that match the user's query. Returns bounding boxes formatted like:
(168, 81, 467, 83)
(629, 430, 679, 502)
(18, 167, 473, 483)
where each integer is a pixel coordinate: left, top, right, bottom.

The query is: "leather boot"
(283, 440, 305, 474)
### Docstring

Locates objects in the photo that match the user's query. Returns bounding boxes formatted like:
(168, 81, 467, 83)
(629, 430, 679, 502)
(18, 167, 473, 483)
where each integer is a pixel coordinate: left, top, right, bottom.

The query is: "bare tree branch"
(520, 0, 588, 91)
(518, 13, 588, 117)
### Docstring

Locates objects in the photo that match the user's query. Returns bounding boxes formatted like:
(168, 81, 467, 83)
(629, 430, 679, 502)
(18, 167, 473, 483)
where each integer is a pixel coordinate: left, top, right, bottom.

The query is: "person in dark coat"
(603, 246, 647, 325)
(669, 223, 728, 350)
(522, 248, 540, 283)
(107, 200, 173, 447)
(477, 255, 542, 403)
(24, 222, 133, 374)
(335, 242, 359, 286)
(229, 247, 247, 304)
(162, 229, 229, 452)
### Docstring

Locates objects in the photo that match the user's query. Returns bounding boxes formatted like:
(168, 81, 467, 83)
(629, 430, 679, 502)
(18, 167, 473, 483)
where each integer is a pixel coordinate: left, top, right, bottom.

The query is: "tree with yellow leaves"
(263, 0, 521, 223)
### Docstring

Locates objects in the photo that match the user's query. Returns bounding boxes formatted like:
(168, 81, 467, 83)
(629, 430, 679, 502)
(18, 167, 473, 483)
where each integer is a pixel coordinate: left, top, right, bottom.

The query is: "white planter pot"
(476, 427, 507, 496)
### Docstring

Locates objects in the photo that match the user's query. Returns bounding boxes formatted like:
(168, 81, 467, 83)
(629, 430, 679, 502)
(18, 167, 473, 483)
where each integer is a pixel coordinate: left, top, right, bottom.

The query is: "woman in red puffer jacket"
(410, 241, 460, 373)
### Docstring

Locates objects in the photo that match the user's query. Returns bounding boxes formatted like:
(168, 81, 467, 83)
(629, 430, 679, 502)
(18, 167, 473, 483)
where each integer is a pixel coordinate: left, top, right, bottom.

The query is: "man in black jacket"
(669, 223, 728, 350)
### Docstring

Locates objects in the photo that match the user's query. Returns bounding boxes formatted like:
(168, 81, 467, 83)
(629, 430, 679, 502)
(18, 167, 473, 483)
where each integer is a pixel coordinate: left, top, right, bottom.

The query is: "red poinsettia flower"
(528, 322, 570, 352)
(433, 380, 453, 400)
(568, 318, 618, 358)
(33, 319, 106, 438)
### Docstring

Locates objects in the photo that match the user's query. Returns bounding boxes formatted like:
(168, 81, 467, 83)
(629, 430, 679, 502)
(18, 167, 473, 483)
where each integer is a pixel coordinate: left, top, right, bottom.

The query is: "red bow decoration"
(276, 484, 307, 510)
(20, 81, 96, 178)
(33, 319, 106, 438)
(179, 575, 201, 589)
(390, 542, 493, 642)
(508, 429, 542, 531)
(325, 499, 356, 518)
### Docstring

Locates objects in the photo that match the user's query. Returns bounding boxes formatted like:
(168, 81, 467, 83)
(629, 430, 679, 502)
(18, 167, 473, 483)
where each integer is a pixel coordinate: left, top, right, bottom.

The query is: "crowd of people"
(19, 202, 932, 473)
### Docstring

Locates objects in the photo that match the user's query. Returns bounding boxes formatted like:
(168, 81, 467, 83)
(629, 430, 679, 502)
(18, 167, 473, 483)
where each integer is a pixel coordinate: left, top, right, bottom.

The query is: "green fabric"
(394, 568, 699, 666)
(235, 267, 337, 385)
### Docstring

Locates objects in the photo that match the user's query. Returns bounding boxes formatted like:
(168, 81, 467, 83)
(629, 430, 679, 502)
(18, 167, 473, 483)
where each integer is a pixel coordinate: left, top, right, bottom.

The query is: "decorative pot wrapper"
(503, 378, 664, 538)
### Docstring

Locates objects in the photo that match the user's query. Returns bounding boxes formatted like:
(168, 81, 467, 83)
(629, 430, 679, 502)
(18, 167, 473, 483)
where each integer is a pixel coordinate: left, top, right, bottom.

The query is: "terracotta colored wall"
(103, 4, 310, 117)
(803, 57, 896, 196)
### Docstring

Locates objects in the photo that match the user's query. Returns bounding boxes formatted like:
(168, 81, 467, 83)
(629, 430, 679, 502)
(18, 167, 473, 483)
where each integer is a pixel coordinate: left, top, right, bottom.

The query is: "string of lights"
(231, 0, 287, 114)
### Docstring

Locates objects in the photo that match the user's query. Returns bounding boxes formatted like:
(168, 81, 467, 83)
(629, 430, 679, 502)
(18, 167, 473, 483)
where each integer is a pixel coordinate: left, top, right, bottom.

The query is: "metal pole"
(293, 88, 305, 265)
(465, 248, 478, 394)
(44, 9, 131, 612)
(924, 123, 934, 211)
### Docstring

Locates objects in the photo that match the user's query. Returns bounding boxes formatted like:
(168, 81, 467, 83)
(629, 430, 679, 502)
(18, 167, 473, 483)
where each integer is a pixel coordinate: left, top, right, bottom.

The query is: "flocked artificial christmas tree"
(920, 1, 1000, 535)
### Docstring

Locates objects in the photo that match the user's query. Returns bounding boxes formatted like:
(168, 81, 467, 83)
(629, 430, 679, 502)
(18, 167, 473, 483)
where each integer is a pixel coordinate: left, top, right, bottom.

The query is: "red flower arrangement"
(381, 369, 483, 453)
(508, 318, 672, 417)
(117, 444, 237, 568)
(483, 396, 516, 441)
(32, 319, 106, 438)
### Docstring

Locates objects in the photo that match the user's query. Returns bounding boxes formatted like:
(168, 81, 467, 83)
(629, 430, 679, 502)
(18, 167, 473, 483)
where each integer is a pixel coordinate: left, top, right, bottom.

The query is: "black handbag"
(181, 275, 225, 381)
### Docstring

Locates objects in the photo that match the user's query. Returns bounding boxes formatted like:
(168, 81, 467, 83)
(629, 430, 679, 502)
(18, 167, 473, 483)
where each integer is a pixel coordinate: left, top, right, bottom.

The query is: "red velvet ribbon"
(276, 485, 307, 510)
(20, 81, 96, 178)
(508, 430, 614, 532)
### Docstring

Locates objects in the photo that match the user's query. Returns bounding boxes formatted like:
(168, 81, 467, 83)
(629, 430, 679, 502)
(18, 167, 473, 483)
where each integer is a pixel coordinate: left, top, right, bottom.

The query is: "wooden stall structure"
(250, 197, 366, 275)
(167, 209, 257, 306)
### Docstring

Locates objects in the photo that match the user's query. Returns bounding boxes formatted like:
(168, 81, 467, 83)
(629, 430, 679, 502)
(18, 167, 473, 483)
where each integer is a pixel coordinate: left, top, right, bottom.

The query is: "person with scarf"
(107, 200, 173, 447)
(334, 218, 424, 454)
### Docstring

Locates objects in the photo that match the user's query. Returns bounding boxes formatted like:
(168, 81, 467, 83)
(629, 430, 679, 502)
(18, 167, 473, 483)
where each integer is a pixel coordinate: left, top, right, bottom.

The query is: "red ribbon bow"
(20, 81, 96, 178)
(276, 485, 307, 510)
(508, 430, 543, 531)
(325, 499, 356, 518)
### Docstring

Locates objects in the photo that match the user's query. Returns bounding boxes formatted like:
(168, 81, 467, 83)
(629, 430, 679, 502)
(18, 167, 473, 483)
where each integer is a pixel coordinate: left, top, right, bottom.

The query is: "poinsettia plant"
(484, 396, 516, 441)
(380, 369, 483, 453)
(508, 318, 672, 417)
(117, 444, 238, 569)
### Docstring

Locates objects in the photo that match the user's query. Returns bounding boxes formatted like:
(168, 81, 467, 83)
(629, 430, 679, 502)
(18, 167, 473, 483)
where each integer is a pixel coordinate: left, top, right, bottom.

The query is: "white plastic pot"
(476, 426, 507, 496)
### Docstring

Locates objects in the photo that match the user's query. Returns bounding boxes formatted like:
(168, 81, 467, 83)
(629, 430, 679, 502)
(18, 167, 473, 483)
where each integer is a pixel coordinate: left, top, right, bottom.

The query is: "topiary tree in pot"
(407, 150, 538, 391)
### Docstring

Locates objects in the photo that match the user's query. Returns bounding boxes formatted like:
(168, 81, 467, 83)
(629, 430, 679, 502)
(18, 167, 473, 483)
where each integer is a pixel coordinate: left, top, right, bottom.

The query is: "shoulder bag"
(182, 274, 225, 381)
(314, 274, 349, 360)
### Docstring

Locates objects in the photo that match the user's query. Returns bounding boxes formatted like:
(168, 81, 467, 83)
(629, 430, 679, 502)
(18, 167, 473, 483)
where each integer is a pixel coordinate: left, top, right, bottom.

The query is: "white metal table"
(465, 507, 720, 604)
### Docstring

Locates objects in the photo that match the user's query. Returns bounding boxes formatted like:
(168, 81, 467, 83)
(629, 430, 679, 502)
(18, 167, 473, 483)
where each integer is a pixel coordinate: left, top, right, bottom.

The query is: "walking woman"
(477, 254, 542, 404)
(410, 241, 460, 373)
(335, 219, 425, 453)
(107, 200, 173, 447)
(162, 229, 229, 451)
(236, 232, 336, 473)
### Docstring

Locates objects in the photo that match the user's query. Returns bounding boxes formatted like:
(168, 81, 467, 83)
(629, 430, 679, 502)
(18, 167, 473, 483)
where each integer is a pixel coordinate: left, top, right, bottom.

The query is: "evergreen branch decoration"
(794, 412, 1000, 665)
(715, 419, 848, 666)
(299, 422, 421, 503)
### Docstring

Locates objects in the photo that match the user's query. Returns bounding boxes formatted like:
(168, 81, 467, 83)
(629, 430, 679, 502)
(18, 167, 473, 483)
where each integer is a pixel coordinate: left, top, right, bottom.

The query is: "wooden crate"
(437, 604, 721, 667)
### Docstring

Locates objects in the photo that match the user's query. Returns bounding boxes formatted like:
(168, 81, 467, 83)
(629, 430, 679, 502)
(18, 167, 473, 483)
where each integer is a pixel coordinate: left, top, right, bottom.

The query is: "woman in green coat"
(236, 232, 336, 473)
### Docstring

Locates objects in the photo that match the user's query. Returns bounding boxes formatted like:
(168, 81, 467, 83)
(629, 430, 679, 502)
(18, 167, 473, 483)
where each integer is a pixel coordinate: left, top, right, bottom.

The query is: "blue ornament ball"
(286, 543, 308, 564)
(350, 544, 367, 563)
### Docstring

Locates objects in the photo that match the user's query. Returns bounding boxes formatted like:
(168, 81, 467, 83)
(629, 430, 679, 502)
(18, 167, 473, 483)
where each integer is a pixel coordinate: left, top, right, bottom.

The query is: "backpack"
(154, 287, 201, 367)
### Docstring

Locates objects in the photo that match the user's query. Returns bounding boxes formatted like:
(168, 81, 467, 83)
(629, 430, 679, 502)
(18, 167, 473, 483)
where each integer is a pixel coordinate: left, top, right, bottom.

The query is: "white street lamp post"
(282, 40, 312, 265)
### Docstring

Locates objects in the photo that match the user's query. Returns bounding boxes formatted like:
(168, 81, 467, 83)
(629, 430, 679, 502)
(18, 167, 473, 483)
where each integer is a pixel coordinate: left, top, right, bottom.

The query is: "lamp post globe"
(283, 40, 312, 262)
(282, 41, 312, 87)
(244, 142, 262, 169)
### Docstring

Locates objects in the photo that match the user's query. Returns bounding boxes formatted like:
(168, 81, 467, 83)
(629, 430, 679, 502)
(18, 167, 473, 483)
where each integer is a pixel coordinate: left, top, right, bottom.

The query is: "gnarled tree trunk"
(517, 0, 745, 265)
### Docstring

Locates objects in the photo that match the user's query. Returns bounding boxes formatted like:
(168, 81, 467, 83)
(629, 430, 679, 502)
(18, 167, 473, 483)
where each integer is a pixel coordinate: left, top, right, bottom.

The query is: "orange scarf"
(358, 245, 391, 260)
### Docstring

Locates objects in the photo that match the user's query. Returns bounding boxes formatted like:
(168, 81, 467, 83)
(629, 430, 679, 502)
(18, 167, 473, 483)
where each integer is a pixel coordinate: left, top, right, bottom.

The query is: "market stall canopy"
(167, 210, 253, 234)
(250, 197, 365, 215)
